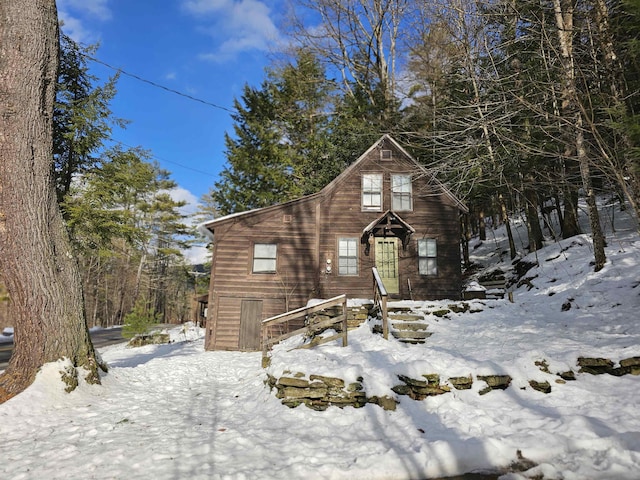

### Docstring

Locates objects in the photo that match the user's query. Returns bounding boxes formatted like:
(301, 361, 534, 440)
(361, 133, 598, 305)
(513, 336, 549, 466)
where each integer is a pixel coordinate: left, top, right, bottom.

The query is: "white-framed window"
(362, 174, 383, 211)
(380, 149, 392, 161)
(338, 238, 358, 275)
(418, 239, 437, 275)
(391, 174, 412, 211)
(252, 243, 277, 273)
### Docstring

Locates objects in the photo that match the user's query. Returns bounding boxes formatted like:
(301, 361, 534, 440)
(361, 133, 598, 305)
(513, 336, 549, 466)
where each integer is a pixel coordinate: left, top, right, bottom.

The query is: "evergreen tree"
(212, 50, 336, 215)
(213, 83, 294, 215)
(270, 49, 338, 194)
(64, 147, 190, 326)
(54, 33, 125, 206)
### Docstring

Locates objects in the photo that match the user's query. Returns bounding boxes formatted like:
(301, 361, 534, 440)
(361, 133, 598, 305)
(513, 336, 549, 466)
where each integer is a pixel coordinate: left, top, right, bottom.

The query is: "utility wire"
(107, 136, 219, 178)
(82, 53, 237, 114)
(75, 52, 224, 177)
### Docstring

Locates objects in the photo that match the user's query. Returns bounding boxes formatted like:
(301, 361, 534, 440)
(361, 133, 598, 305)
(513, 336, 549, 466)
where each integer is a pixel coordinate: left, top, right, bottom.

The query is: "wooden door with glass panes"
(375, 238, 399, 294)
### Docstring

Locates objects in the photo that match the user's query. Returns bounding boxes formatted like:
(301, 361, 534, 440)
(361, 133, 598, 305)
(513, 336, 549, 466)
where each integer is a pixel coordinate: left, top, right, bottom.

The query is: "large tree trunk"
(0, 0, 104, 403)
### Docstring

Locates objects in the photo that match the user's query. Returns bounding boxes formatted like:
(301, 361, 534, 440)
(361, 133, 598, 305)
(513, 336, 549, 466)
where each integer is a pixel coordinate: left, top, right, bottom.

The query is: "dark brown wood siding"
(204, 136, 464, 351)
(205, 199, 318, 351)
(317, 140, 462, 300)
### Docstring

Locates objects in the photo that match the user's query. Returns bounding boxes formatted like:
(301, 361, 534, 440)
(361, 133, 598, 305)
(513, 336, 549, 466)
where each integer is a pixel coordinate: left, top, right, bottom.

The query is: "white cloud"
(58, 0, 112, 21)
(168, 186, 201, 219)
(58, 13, 90, 42)
(165, 187, 212, 265)
(182, 0, 283, 61)
(183, 0, 230, 14)
(184, 244, 211, 265)
(57, 0, 111, 43)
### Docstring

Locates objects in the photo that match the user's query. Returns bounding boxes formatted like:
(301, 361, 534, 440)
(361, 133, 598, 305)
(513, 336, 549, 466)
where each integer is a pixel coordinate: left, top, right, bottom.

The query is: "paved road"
(0, 326, 125, 371)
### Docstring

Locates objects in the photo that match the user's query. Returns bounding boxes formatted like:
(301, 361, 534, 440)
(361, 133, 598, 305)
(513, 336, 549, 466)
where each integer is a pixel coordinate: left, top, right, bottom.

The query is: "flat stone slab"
(620, 357, 640, 368)
(391, 330, 433, 339)
(389, 313, 425, 321)
(392, 322, 428, 331)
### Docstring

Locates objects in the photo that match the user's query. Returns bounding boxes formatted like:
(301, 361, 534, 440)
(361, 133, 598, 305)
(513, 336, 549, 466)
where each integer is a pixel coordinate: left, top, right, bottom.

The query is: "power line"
(82, 53, 237, 114)
(107, 137, 219, 178)
(75, 52, 224, 178)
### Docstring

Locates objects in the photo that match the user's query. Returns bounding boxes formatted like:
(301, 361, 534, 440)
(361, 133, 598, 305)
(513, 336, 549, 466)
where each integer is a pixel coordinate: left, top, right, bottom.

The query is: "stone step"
(387, 306, 413, 313)
(388, 313, 425, 322)
(391, 322, 428, 332)
(391, 330, 433, 340)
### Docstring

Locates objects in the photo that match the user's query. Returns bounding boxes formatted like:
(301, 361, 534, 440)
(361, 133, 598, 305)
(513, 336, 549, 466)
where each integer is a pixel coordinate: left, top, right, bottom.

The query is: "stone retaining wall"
(306, 304, 373, 332)
(267, 356, 640, 411)
(266, 372, 396, 411)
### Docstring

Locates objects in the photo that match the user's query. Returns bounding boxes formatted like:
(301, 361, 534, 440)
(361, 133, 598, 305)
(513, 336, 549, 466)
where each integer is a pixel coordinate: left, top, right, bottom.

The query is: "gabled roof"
(321, 134, 468, 213)
(361, 210, 415, 251)
(202, 134, 468, 234)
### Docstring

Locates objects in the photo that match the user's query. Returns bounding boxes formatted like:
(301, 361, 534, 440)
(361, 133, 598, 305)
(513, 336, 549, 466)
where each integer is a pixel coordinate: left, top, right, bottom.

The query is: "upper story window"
(391, 174, 413, 211)
(338, 238, 358, 275)
(418, 238, 437, 276)
(362, 174, 383, 211)
(252, 243, 277, 273)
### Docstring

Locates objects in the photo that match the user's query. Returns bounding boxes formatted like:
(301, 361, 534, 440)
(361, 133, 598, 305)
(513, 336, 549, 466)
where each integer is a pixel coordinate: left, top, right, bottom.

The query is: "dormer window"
(391, 174, 412, 211)
(362, 174, 383, 211)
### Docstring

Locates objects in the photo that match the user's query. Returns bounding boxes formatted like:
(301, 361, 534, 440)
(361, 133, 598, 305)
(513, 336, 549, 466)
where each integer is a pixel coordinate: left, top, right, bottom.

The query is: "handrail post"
(382, 295, 388, 340)
(260, 294, 349, 363)
(261, 326, 269, 368)
(372, 267, 389, 340)
(341, 295, 348, 347)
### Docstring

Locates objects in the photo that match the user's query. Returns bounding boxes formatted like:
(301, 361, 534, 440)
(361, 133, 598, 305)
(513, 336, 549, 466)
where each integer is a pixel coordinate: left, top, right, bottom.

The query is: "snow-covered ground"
(1, 205, 639, 479)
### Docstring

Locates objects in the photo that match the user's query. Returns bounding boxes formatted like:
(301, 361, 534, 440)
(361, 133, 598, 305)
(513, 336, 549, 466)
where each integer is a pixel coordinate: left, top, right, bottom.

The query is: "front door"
(239, 299, 263, 350)
(375, 238, 399, 294)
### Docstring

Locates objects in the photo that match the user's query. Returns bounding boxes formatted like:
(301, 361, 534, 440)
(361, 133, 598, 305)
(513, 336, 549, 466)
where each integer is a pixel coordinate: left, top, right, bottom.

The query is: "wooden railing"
(372, 267, 388, 340)
(261, 294, 348, 367)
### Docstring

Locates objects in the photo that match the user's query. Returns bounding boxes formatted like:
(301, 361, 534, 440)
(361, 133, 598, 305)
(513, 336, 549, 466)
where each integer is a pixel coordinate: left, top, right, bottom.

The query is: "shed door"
(239, 300, 263, 351)
(375, 238, 399, 294)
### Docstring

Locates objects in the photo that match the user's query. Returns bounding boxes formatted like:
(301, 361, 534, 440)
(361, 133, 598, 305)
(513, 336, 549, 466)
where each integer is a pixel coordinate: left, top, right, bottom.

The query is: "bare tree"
(552, 0, 607, 271)
(0, 0, 104, 402)
(288, 0, 410, 116)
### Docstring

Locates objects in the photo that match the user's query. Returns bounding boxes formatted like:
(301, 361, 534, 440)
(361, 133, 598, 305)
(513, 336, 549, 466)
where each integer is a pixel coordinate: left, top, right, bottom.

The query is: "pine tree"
(54, 33, 124, 207)
(212, 50, 336, 215)
(64, 147, 190, 326)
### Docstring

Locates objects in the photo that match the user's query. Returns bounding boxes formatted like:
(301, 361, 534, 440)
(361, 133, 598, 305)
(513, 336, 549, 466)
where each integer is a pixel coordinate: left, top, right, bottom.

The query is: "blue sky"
(57, 0, 289, 209)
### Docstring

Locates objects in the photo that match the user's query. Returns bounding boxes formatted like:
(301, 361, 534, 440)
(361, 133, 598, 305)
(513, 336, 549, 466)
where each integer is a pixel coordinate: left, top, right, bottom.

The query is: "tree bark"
(553, 0, 606, 270)
(0, 0, 104, 402)
(524, 185, 544, 252)
(478, 207, 486, 241)
(460, 213, 470, 267)
(499, 194, 517, 260)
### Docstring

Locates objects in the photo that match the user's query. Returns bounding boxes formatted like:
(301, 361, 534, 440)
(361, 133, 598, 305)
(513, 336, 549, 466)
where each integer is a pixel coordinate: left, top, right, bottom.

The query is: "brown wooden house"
(200, 135, 468, 351)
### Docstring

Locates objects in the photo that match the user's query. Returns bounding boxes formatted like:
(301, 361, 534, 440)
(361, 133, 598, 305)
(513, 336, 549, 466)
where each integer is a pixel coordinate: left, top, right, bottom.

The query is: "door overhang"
(361, 210, 415, 255)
